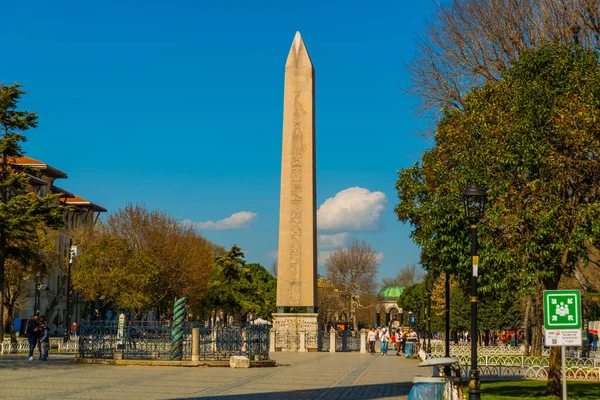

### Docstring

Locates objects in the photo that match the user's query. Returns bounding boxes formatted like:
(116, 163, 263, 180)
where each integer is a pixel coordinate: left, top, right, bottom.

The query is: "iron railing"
(78, 321, 269, 360)
(315, 331, 361, 352)
(335, 331, 361, 352)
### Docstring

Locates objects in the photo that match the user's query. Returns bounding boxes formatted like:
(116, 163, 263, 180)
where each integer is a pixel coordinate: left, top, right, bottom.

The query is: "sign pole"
(561, 345, 566, 400)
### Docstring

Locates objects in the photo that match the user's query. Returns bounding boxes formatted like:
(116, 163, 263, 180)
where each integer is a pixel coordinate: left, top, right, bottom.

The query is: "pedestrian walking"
(367, 327, 377, 355)
(40, 316, 50, 361)
(379, 327, 390, 356)
(401, 328, 408, 353)
(395, 330, 402, 356)
(25, 315, 40, 361)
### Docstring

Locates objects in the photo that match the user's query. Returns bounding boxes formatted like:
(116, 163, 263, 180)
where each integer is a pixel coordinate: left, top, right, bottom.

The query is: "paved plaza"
(0, 352, 423, 399)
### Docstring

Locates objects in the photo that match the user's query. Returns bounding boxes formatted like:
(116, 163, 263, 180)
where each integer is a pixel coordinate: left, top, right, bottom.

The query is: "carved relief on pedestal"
(273, 313, 318, 352)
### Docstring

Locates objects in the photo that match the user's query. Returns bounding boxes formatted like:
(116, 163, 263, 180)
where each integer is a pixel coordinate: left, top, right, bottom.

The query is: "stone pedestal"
(299, 332, 307, 352)
(269, 331, 276, 353)
(360, 332, 367, 354)
(191, 328, 199, 361)
(329, 331, 336, 353)
(273, 313, 318, 352)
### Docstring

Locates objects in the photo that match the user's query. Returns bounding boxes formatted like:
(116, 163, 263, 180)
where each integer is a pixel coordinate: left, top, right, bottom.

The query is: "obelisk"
(273, 31, 318, 352)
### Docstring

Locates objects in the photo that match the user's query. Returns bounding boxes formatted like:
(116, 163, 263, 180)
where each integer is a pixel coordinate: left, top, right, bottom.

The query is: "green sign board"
(544, 290, 581, 330)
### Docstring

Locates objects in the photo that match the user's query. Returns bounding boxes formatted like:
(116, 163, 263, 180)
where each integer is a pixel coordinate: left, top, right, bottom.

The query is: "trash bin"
(408, 377, 446, 400)
(406, 342, 415, 357)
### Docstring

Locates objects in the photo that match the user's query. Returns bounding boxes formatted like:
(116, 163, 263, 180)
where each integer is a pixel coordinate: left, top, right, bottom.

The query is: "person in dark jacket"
(26, 315, 40, 361)
(40, 316, 50, 361)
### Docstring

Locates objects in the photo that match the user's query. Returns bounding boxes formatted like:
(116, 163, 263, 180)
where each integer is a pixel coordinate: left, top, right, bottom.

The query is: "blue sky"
(3, 0, 438, 283)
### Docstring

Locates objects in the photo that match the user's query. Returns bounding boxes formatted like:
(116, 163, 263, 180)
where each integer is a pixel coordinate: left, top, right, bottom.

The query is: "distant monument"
(272, 31, 318, 352)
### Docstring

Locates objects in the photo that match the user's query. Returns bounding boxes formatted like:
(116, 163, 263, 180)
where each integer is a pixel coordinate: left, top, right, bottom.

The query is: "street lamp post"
(461, 183, 487, 400)
(416, 299, 422, 342)
(34, 272, 42, 317)
(445, 270, 451, 352)
(424, 274, 433, 354)
(63, 245, 78, 342)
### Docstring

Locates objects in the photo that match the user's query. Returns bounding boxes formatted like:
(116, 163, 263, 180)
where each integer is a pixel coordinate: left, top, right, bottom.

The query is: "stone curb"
(72, 357, 276, 368)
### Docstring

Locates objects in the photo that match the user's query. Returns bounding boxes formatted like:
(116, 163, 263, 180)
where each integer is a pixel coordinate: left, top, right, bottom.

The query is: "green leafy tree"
(4, 226, 59, 342)
(241, 263, 276, 319)
(396, 45, 600, 395)
(201, 249, 276, 322)
(0, 84, 64, 341)
(449, 288, 470, 335)
(204, 245, 249, 323)
(397, 283, 426, 333)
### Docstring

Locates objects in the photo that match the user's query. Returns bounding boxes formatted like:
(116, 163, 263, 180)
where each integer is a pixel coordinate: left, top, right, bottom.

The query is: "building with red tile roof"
(10, 156, 106, 336)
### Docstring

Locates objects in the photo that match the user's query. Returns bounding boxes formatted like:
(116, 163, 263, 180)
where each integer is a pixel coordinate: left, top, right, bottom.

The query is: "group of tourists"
(367, 326, 418, 356)
(25, 314, 50, 361)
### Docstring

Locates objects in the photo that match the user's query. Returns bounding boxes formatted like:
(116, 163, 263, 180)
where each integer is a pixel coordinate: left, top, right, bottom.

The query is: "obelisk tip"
(286, 31, 312, 67)
(293, 31, 302, 54)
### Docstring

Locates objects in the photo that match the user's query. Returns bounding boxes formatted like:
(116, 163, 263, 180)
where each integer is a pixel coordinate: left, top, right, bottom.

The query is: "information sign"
(544, 290, 581, 330)
(544, 329, 582, 347)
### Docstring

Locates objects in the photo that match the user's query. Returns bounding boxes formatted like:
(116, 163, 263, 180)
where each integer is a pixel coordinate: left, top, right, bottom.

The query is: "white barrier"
(1, 338, 79, 354)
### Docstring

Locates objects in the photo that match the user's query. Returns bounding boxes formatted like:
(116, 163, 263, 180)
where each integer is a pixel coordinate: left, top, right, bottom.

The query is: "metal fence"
(78, 321, 269, 360)
(316, 331, 361, 352)
(335, 331, 361, 352)
(424, 345, 600, 381)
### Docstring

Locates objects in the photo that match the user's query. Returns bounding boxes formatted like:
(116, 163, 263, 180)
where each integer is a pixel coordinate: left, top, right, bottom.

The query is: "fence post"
(299, 331, 307, 352)
(360, 331, 366, 354)
(329, 331, 336, 353)
(269, 330, 276, 353)
(192, 328, 199, 361)
(212, 327, 217, 354)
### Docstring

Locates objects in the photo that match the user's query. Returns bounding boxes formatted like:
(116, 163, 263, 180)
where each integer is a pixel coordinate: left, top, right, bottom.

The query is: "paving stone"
(0, 352, 424, 399)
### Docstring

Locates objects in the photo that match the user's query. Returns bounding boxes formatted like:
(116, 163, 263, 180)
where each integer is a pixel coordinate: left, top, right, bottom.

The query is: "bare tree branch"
(409, 0, 600, 114)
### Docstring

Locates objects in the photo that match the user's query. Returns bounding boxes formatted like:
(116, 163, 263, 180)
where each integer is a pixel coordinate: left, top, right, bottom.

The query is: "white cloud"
(318, 233, 348, 249)
(317, 187, 387, 232)
(183, 211, 258, 231)
(375, 252, 384, 262)
(266, 251, 278, 260)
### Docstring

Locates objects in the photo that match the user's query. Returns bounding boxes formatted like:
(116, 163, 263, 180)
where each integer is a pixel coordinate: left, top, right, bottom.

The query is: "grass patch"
(481, 380, 600, 399)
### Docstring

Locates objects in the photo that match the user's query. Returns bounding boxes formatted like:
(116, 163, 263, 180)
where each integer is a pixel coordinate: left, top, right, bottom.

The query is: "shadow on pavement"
(174, 382, 412, 399)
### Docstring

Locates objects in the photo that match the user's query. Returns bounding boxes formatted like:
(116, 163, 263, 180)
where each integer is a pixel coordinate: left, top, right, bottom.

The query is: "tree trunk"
(1, 130, 8, 344)
(351, 298, 358, 332)
(523, 295, 532, 356)
(0, 234, 5, 343)
(5, 302, 16, 343)
(546, 346, 562, 396)
(543, 273, 562, 397)
(530, 291, 544, 357)
(44, 276, 68, 322)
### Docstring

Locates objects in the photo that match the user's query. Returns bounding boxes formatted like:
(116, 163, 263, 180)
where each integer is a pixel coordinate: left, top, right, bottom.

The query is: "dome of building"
(379, 285, 404, 299)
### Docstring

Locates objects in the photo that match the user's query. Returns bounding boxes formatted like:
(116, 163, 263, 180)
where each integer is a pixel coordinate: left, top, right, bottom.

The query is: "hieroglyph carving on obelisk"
(276, 31, 317, 310)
